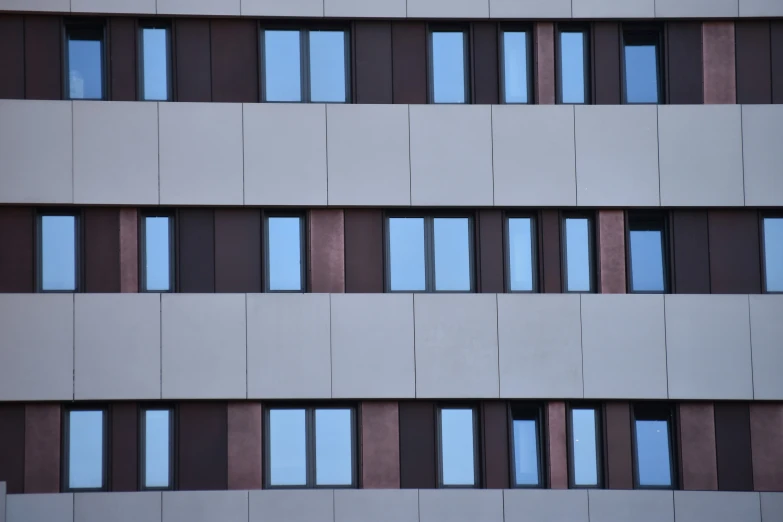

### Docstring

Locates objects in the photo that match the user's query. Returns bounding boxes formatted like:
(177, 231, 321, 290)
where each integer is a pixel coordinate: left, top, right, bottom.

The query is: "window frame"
(384, 212, 476, 293)
(508, 403, 546, 488)
(139, 405, 175, 491)
(560, 212, 596, 293)
(36, 210, 82, 293)
(263, 212, 307, 293)
(62, 406, 108, 492)
(626, 212, 671, 294)
(621, 25, 665, 105)
(427, 25, 471, 104)
(498, 25, 534, 105)
(263, 405, 357, 489)
(555, 24, 591, 105)
(504, 213, 539, 293)
(761, 213, 783, 294)
(137, 21, 173, 102)
(566, 403, 604, 489)
(139, 211, 176, 293)
(63, 21, 108, 101)
(436, 405, 480, 488)
(631, 403, 677, 490)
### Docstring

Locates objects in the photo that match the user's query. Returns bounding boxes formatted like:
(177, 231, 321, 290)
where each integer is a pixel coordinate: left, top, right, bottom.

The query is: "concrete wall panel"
(504, 490, 588, 522)
(250, 490, 333, 522)
(407, 0, 489, 17)
(674, 491, 761, 522)
(72, 0, 156, 13)
(741, 0, 783, 16)
(750, 296, 783, 400)
(162, 491, 247, 522)
(761, 493, 783, 522)
(573, 0, 654, 18)
(158, 0, 240, 15)
(325, 0, 405, 17)
(334, 490, 417, 522)
(241, 0, 324, 16)
(419, 490, 503, 522)
(656, 0, 738, 17)
(75, 492, 161, 522)
(588, 490, 673, 522)
(7, 494, 73, 522)
(742, 105, 783, 207)
(490, 0, 571, 18)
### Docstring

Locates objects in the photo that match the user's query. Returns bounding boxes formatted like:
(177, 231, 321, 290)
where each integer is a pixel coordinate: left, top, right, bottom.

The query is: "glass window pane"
(389, 218, 426, 292)
(144, 217, 171, 292)
(68, 33, 103, 100)
(560, 31, 586, 103)
(630, 228, 665, 292)
(635, 419, 672, 487)
(144, 410, 170, 488)
(503, 31, 528, 103)
(41, 215, 76, 291)
(432, 31, 466, 103)
(764, 218, 783, 292)
(564, 218, 592, 292)
(265, 30, 302, 102)
(440, 408, 475, 486)
(68, 410, 104, 489)
(434, 218, 471, 291)
(267, 217, 303, 291)
(315, 409, 353, 486)
(309, 31, 347, 102)
(513, 418, 540, 486)
(141, 28, 169, 101)
(571, 408, 599, 486)
(624, 43, 659, 103)
(269, 409, 307, 486)
(508, 218, 535, 292)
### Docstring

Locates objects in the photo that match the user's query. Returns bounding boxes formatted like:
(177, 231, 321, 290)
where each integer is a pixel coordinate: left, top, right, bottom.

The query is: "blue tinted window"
(389, 218, 426, 292)
(68, 29, 104, 100)
(564, 217, 592, 292)
(560, 31, 587, 104)
(267, 217, 303, 291)
(41, 215, 77, 292)
(68, 410, 104, 489)
(268, 409, 307, 486)
(432, 31, 467, 103)
(764, 217, 783, 292)
(503, 31, 529, 103)
(508, 217, 535, 292)
(143, 409, 170, 489)
(433, 218, 471, 291)
(309, 31, 347, 102)
(571, 408, 600, 486)
(635, 417, 672, 487)
(315, 409, 353, 486)
(629, 222, 666, 293)
(439, 408, 476, 486)
(264, 30, 302, 102)
(141, 27, 169, 101)
(143, 216, 171, 292)
(512, 415, 540, 486)
(624, 36, 660, 103)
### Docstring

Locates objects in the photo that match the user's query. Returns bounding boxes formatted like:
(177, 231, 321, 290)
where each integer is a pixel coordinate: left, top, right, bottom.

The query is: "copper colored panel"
(0, 15, 25, 99)
(344, 210, 383, 293)
(111, 403, 138, 492)
(482, 401, 509, 489)
(0, 207, 34, 293)
(0, 405, 25, 494)
(361, 402, 400, 489)
(228, 402, 263, 490)
(703, 22, 737, 104)
(547, 402, 568, 489)
(309, 210, 345, 293)
(24, 404, 60, 494)
(119, 208, 138, 293)
(678, 403, 718, 491)
(604, 402, 633, 490)
(750, 403, 783, 492)
(598, 210, 626, 294)
(536, 23, 556, 105)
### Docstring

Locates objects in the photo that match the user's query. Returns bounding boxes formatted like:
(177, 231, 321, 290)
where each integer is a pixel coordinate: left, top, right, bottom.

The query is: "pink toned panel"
(751, 403, 783, 491)
(536, 23, 556, 105)
(547, 401, 568, 489)
(703, 22, 737, 104)
(119, 208, 139, 293)
(227, 402, 263, 490)
(679, 402, 718, 491)
(24, 404, 60, 493)
(309, 210, 346, 293)
(598, 210, 626, 294)
(361, 402, 400, 488)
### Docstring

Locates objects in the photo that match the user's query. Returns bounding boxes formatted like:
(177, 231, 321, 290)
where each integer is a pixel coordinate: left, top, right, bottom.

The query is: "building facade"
(0, 0, 782, 521)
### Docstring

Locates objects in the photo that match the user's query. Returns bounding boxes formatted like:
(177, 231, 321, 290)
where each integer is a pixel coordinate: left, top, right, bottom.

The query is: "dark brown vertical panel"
(111, 403, 138, 492)
(210, 19, 258, 103)
(708, 210, 762, 294)
(478, 210, 504, 293)
(214, 209, 261, 293)
(703, 22, 737, 104)
(772, 22, 783, 103)
(309, 210, 346, 294)
(24, 404, 60, 493)
(677, 403, 718, 490)
(360, 402, 401, 489)
(546, 402, 568, 489)
(0, 207, 34, 293)
(174, 19, 212, 102)
(392, 22, 427, 104)
(227, 403, 263, 490)
(535, 23, 555, 105)
(482, 402, 509, 489)
(592, 23, 621, 105)
(119, 208, 139, 293)
(355, 22, 393, 104)
(399, 401, 436, 489)
(25, 16, 62, 100)
(178, 402, 228, 491)
(109, 18, 137, 101)
(736, 21, 772, 104)
(344, 210, 384, 293)
(540, 211, 562, 293)
(0, 405, 25, 494)
(715, 403, 754, 491)
(83, 208, 121, 293)
(472, 23, 499, 105)
(0, 15, 25, 99)
(604, 402, 633, 490)
(750, 403, 783, 492)
(666, 22, 704, 104)
(672, 211, 711, 294)
(178, 209, 215, 293)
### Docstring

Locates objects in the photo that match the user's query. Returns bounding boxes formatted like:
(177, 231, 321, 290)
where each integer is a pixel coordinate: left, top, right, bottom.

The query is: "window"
(65, 408, 106, 491)
(141, 407, 173, 490)
(633, 404, 675, 489)
(38, 213, 79, 292)
(562, 215, 594, 292)
(628, 213, 668, 293)
(623, 29, 662, 104)
(437, 407, 478, 487)
(265, 406, 356, 488)
(506, 216, 537, 292)
(386, 215, 474, 292)
(141, 214, 173, 292)
(429, 29, 469, 103)
(139, 24, 171, 101)
(500, 28, 532, 104)
(265, 215, 305, 292)
(558, 27, 590, 104)
(510, 405, 544, 488)
(763, 216, 783, 293)
(568, 405, 602, 488)
(66, 24, 105, 100)
(261, 28, 349, 103)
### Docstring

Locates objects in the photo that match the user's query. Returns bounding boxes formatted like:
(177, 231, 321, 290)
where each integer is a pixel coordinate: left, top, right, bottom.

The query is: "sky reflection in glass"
(513, 418, 539, 485)
(625, 44, 659, 103)
(269, 409, 307, 486)
(389, 218, 426, 291)
(69, 39, 103, 99)
(635, 419, 672, 487)
(142, 28, 169, 101)
(265, 30, 302, 102)
(310, 31, 347, 102)
(440, 409, 475, 486)
(144, 410, 170, 488)
(508, 218, 534, 292)
(267, 217, 302, 291)
(41, 215, 76, 291)
(764, 218, 783, 291)
(433, 218, 471, 291)
(432, 32, 466, 103)
(560, 31, 586, 103)
(571, 408, 599, 486)
(503, 32, 528, 103)
(315, 409, 353, 485)
(144, 217, 170, 292)
(630, 229, 665, 292)
(565, 218, 591, 292)
(69, 410, 103, 489)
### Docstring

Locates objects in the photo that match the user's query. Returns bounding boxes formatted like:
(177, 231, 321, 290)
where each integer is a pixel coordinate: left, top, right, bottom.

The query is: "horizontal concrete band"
(0, 293, 780, 401)
(2, 0, 782, 18)
(4, 490, 783, 522)
(1, 101, 781, 208)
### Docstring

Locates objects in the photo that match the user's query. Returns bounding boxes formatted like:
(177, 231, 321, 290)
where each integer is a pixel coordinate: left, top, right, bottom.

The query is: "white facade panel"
(742, 105, 783, 207)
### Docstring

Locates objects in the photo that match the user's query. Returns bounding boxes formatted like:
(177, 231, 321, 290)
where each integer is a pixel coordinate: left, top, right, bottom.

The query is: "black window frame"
(427, 25, 471, 104)
(761, 213, 783, 294)
(626, 211, 671, 294)
(508, 403, 546, 488)
(63, 20, 108, 101)
(263, 405, 357, 489)
(560, 212, 596, 294)
(566, 403, 604, 489)
(62, 406, 109, 493)
(384, 212, 476, 293)
(137, 21, 173, 102)
(555, 24, 591, 105)
(621, 25, 665, 105)
(631, 403, 677, 490)
(36, 210, 82, 293)
(139, 211, 176, 293)
(263, 212, 307, 293)
(259, 25, 352, 104)
(436, 404, 480, 489)
(498, 24, 534, 105)
(504, 213, 539, 293)
(139, 404, 175, 491)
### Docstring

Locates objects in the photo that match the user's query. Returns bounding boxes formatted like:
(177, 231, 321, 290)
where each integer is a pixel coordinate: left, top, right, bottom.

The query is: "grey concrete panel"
(589, 490, 673, 522)
(7, 494, 73, 522)
(674, 491, 761, 522)
(419, 490, 503, 522)
(740, 0, 783, 15)
(241, 0, 324, 16)
(158, 0, 240, 15)
(325, 0, 405, 16)
(656, 0, 739, 17)
(761, 493, 783, 522)
(162, 491, 247, 522)
(74, 492, 161, 522)
(504, 490, 588, 522)
(72, 0, 156, 13)
(573, 0, 654, 17)
(742, 105, 783, 207)
(0, 0, 69, 10)
(250, 490, 334, 522)
(490, 0, 571, 17)
(334, 490, 418, 522)
(750, 296, 783, 400)
(407, 0, 489, 17)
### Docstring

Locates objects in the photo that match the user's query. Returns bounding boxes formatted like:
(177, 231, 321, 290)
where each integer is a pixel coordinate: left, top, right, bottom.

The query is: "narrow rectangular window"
(501, 29, 531, 104)
(569, 405, 602, 488)
(268, 408, 307, 486)
(309, 30, 348, 102)
(65, 409, 105, 491)
(562, 215, 594, 293)
(265, 215, 305, 292)
(510, 405, 543, 487)
(141, 407, 173, 490)
(388, 217, 426, 292)
(558, 27, 589, 104)
(623, 29, 662, 104)
(314, 408, 354, 486)
(433, 218, 472, 291)
(66, 24, 105, 100)
(140, 24, 171, 101)
(763, 216, 783, 292)
(438, 407, 477, 487)
(430, 29, 468, 103)
(507, 216, 537, 292)
(263, 30, 303, 102)
(38, 213, 79, 292)
(141, 214, 173, 292)
(633, 404, 675, 489)
(628, 213, 668, 293)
